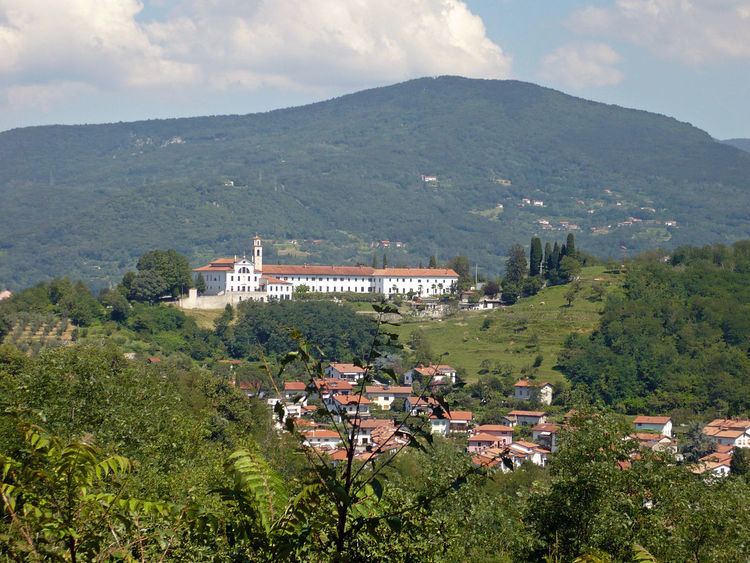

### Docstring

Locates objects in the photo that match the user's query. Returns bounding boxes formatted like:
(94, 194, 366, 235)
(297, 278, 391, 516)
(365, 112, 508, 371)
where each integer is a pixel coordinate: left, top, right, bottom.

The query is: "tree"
(564, 282, 581, 307)
(136, 249, 192, 298)
(559, 256, 582, 282)
(382, 253, 388, 268)
(566, 233, 577, 258)
(501, 281, 521, 305)
(730, 447, 750, 478)
(446, 256, 471, 291)
(543, 242, 553, 277)
(483, 280, 500, 297)
(530, 237, 543, 277)
(99, 288, 131, 322)
(504, 244, 527, 285)
(371, 253, 378, 269)
(128, 269, 168, 303)
(195, 272, 207, 294)
(428, 255, 437, 269)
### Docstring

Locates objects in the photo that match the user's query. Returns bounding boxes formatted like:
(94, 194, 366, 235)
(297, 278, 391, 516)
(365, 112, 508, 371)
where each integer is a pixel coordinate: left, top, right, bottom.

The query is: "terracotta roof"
(356, 418, 394, 429)
(374, 268, 458, 278)
(532, 423, 560, 433)
(284, 381, 307, 391)
(304, 429, 340, 439)
(364, 386, 412, 395)
(332, 394, 371, 405)
(328, 363, 366, 374)
(475, 424, 514, 433)
(412, 364, 455, 376)
(327, 449, 348, 462)
(507, 410, 546, 417)
(514, 379, 552, 388)
(704, 429, 745, 439)
(469, 433, 501, 442)
(147, 357, 161, 363)
(705, 418, 750, 430)
(406, 396, 438, 407)
(263, 265, 375, 276)
(430, 410, 473, 421)
(313, 378, 353, 391)
(633, 416, 672, 424)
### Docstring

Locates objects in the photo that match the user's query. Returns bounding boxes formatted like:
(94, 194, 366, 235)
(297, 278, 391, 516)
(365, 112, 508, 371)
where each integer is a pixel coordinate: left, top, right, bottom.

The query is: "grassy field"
(393, 266, 623, 384)
(183, 308, 224, 329)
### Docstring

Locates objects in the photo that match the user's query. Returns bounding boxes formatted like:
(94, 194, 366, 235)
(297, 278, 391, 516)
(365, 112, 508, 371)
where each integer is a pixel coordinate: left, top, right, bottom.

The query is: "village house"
(430, 410, 473, 435)
(311, 378, 353, 403)
(630, 433, 677, 454)
(325, 363, 367, 382)
(467, 433, 503, 454)
(404, 395, 438, 415)
(302, 429, 341, 450)
(692, 449, 733, 478)
(471, 440, 549, 471)
(328, 394, 371, 421)
(404, 364, 457, 386)
(702, 419, 750, 448)
(532, 423, 560, 453)
(513, 380, 554, 406)
(633, 416, 673, 438)
(503, 410, 547, 427)
(473, 424, 514, 445)
(283, 381, 307, 401)
(364, 385, 413, 410)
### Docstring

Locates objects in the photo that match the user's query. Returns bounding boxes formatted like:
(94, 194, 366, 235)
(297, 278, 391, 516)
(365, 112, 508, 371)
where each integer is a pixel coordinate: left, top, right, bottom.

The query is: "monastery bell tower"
(253, 235, 263, 272)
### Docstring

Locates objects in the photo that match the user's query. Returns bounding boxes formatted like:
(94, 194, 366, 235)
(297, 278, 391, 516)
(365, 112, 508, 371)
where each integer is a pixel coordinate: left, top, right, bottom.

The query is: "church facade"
(182, 236, 458, 308)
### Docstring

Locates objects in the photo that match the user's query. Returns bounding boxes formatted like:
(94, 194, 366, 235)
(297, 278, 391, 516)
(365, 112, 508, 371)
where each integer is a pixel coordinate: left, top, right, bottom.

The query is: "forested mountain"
(2, 76, 750, 289)
(722, 138, 750, 153)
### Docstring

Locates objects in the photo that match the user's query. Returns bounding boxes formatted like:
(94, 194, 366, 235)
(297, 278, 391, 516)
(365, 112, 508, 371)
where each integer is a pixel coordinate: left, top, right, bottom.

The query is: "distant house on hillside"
(325, 363, 367, 382)
(404, 364, 457, 386)
(503, 410, 547, 427)
(513, 380, 554, 405)
(633, 416, 672, 438)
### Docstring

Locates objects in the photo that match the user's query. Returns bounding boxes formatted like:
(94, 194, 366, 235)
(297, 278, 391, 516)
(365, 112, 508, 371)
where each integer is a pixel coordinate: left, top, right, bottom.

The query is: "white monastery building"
(182, 236, 459, 308)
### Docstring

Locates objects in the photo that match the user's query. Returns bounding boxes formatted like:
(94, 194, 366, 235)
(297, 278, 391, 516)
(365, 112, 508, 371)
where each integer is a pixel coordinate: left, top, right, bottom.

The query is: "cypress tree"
(530, 237, 543, 277)
(566, 233, 576, 258)
(428, 255, 437, 268)
(543, 242, 552, 277)
(371, 253, 378, 269)
(551, 242, 561, 272)
(382, 254, 388, 268)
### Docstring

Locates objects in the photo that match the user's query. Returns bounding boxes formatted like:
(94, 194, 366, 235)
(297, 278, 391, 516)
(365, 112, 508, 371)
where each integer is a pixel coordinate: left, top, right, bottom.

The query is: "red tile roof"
(374, 268, 458, 277)
(284, 381, 307, 391)
(430, 410, 473, 421)
(412, 364, 455, 376)
(332, 394, 371, 405)
(469, 433, 501, 442)
(475, 424, 514, 433)
(263, 265, 375, 276)
(303, 429, 340, 439)
(328, 363, 366, 374)
(507, 410, 546, 417)
(532, 423, 560, 433)
(514, 379, 552, 388)
(364, 386, 412, 395)
(633, 416, 672, 424)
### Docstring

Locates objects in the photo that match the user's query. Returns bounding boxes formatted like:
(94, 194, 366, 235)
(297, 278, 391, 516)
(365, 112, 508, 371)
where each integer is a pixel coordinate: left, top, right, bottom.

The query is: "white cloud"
(0, 0, 511, 120)
(570, 0, 750, 65)
(539, 43, 624, 89)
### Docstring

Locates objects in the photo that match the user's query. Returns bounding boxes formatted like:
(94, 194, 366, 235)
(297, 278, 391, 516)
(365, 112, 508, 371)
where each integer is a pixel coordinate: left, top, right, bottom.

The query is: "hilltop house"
(325, 363, 367, 382)
(404, 364, 457, 386)
(633, 416, 673, 438)
(513, 380, 554, 405)
(532, 423, 560, 453)
(702, 419, 750, 448)
(302, 429, 341, 450)
(184, 236, 458, 308)
(430, 410, 473, 435)
(503, 410, 547, 427)
(364, 385, 413, 410)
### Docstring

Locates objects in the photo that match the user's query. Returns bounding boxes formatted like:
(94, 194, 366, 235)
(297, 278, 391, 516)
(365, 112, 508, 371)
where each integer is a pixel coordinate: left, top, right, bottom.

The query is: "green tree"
(371, 253, 378, 269)
(566, 232, 577, 258)
(529, 237, 543, 277)
(428, 255, 437, 268)
(195, 272, 207, 294)
(559, 256, 582, 282)
(543, 242, 553, 277)
(129, 269, 168, 303)
(730, 447, 750, 478)
(446, 256, 472, 290)
(504, 244, 527, 285)
(99, 288, 131, 322)
(483, 280, 500, 297)
(136, 249, 192, 298)
(382, 253, 388, 268)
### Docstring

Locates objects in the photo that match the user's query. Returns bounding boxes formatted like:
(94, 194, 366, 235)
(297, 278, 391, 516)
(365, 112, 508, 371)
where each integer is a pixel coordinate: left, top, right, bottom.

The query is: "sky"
(0, 0, 748, 138)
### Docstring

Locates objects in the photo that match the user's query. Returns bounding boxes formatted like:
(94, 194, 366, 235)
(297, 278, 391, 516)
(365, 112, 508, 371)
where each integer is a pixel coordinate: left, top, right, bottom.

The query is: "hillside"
(2, 76, 750, 289)
(394, 266, 622, 383)
(722, 138, 750, 153)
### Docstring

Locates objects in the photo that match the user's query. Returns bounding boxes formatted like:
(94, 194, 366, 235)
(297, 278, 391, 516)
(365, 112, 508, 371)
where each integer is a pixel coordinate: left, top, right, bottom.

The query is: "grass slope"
(395, 266, 622, 383)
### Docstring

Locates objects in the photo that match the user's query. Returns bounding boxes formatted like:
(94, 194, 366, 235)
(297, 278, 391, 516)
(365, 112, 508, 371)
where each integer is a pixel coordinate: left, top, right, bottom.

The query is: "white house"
(283, 381, 307, 402)
(503, 410, 547, 427)
(364, 385, 413, 410)
(404, 395, 438, 415)
(325, 363, 367, 382)
(329, 394, 371, 421)
(473, 424, 514, 446)
(633, 416, 673, 438)
(404, 364, 457, 386)
(513, 380, 554, 406)
(303, 429, 341, 450)
(702, 419, 750, 448)
(532, 423, 560, 453)
(429, 410, 473, 435)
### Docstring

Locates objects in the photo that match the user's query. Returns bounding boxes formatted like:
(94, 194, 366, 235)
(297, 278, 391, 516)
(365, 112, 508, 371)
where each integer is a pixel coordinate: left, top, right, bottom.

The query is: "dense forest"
(560, 241, 750, 415)
(3, 76, 750, 289)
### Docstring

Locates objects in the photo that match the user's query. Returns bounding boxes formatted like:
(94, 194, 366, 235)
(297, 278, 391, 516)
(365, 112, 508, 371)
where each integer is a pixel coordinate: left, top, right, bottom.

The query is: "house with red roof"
(303, 429, 342, 450)
(364, 385, 413, 410)
(404, 364, 457, 386)
(503, 410, 547, 427)
(532, 423, 560, 452)
(702, 419, 750, 449)
(430, 410, 473, 435)
(513, 379, 554, 406)
(325, 363, 367, 382)
(329, 394, 371, 421)
(404, 395, 439, 415)
(633, 415, 673, 438)
(283, 381, 307, 401)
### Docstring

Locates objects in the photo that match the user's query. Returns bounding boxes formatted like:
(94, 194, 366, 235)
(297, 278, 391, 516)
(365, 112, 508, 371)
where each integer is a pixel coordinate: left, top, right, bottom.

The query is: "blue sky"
(0, 0, 748, 138)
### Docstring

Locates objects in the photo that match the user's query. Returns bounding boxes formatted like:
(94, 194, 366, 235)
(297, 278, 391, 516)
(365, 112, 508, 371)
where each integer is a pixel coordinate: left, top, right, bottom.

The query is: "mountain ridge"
(1, 76, 749, 289)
